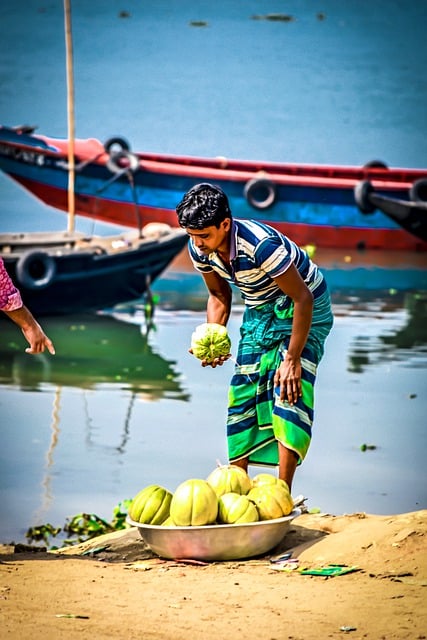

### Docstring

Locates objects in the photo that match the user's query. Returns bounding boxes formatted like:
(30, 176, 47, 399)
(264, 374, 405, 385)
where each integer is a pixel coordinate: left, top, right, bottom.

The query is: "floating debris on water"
(360, 443, 377, 452)
(252, 14, 295, 22)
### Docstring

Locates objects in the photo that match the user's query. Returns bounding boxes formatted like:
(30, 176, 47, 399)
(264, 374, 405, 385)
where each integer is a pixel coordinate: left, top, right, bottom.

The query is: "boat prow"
(354, 180, 427, 243)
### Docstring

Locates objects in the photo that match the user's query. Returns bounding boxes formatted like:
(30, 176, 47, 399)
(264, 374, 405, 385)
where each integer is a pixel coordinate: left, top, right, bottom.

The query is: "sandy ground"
(1, 510, 426, 640)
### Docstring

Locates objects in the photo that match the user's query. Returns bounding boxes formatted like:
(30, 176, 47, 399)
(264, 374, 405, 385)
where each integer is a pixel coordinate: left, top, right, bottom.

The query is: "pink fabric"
(0, 257, 23, 311)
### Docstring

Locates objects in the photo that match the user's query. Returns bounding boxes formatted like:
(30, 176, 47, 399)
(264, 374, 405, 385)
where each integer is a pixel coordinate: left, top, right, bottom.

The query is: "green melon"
(247, 484, 294, 520)
(190, 323, 231, 363)
(207, 464, 252, 497)
(217, 492, 259, 524)
(170, 479, 218, 526)
(128, 484, 172, 525)
(251, 472, 290, 493)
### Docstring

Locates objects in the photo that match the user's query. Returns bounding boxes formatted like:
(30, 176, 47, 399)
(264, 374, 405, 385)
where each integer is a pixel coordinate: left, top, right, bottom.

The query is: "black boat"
(0, 223, 188, 316)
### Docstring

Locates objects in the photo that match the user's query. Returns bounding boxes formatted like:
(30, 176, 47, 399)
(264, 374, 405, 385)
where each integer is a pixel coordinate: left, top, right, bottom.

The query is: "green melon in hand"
(191, 323, 231, 363)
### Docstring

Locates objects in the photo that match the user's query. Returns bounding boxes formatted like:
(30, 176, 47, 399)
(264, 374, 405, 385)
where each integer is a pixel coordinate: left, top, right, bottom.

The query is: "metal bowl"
(126, 509, 301, 562)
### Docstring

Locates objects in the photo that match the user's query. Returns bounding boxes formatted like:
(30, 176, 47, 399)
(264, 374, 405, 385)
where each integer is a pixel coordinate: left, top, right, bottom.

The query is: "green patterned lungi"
(227, 288, 333, 467)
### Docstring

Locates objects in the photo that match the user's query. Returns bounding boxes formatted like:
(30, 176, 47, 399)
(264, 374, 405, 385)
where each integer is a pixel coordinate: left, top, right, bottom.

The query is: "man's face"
(186, 219, 231, 255)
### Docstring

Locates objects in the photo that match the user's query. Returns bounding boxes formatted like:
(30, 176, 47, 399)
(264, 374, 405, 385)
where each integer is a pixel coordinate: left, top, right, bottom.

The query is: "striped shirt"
(188, 219, 326, 308)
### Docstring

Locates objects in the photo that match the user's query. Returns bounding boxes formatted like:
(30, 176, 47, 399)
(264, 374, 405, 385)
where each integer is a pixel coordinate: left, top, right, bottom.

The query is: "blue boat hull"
(1, 125, 426, 251)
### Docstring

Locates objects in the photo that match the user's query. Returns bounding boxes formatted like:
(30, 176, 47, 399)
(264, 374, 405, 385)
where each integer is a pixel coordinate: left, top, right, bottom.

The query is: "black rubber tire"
(363, 160, 388, 170)
(354, 180, 376, 214)
(244, 178, 277, 209)
(104, 136, 131, 153)
(409, 178, 427, 203)
(16, 250, 57, 290)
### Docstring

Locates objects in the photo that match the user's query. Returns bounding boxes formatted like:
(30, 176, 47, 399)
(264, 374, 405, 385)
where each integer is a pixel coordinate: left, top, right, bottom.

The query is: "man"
(0, 257, 55, 355)
(176, 183, 333, 491)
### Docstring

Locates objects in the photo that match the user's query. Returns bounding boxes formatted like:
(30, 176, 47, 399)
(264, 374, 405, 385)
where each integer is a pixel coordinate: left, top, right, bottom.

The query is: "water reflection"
(31, 387, 61, 525)
(1, 288, 426, 540)
(152, 247, 427, 312)
(83, 390, 137, 455)
(0, 313, 189, 400)
(381, 293, 427, 349)
(345, 292, 427, 373)
(0, 313, 191, 532)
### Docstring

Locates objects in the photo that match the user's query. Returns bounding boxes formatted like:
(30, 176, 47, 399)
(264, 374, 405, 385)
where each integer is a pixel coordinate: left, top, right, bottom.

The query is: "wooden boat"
(1, 125, 427, 252)
(0, 224, 188, 316)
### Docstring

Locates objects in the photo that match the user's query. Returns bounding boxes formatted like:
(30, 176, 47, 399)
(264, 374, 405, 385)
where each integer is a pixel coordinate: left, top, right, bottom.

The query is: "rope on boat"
(106, 150, 139, 175)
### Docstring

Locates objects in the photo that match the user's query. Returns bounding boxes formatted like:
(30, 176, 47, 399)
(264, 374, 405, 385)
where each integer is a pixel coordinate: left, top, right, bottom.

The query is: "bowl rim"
(126, 508, 301, 532)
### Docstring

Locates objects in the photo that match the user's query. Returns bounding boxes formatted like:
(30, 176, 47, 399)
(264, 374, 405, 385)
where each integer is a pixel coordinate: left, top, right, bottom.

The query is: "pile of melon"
(128, 465, 294, 528)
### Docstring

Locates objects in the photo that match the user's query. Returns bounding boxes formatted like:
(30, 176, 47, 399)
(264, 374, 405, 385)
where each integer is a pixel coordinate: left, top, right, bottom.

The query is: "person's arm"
(272, 264, 313, 405)
(190, 271, 232, 367)
(3, 305, 56, 355)
(203, 270, 233, 326)
(1, 257, 55, 355)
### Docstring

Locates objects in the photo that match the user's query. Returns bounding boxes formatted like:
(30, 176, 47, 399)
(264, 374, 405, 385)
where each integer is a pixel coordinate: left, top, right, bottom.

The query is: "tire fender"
(244, 178, 277, 210)
(104, 136, 131, 153)
(363, 160, 388, 170)
(16, 250, 57, 290)
(409, 178, 427, 203)
(354, 180, 376, 214)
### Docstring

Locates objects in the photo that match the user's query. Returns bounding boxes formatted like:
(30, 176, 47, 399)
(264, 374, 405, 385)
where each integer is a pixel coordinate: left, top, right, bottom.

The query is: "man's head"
(176, 183, 233, 255)
(176, 183, 232, 230)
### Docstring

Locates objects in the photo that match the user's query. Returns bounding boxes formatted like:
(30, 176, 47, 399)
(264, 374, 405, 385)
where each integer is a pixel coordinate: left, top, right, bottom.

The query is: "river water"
(0, 286, 426, 543)
(0, 0, 426, 543)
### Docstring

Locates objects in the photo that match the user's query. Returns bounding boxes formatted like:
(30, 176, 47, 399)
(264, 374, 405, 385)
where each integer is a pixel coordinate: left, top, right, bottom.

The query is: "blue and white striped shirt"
(188, 219, 326, 308)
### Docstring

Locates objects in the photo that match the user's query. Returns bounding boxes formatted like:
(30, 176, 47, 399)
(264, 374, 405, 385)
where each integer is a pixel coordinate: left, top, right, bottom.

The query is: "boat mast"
(64, 0, 75, 232)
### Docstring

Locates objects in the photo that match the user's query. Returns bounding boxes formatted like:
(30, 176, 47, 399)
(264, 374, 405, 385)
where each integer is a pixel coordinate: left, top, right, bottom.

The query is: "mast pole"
(64, 0, 75, 232)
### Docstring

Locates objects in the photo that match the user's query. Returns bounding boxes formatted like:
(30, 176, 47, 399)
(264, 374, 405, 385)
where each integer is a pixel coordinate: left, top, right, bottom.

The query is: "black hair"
(176, 183, 232, 229)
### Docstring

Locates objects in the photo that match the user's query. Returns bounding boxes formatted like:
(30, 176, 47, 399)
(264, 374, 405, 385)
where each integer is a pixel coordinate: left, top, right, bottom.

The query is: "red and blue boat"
(1, 124, 426, 251)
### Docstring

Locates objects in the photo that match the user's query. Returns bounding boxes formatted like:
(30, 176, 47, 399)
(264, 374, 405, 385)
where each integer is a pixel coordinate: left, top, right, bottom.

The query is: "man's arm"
(202, 271, 233, 326)
(191, 271, 232, 368)
(273, 264, 314, 405)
